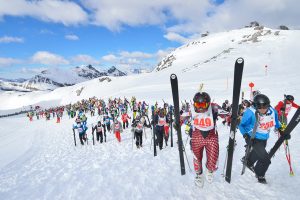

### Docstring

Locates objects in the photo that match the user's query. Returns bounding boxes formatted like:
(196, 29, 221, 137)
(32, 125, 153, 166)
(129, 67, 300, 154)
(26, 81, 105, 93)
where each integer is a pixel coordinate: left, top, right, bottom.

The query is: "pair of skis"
(169, 58, 244, 177)
(224, 58, 300, 183)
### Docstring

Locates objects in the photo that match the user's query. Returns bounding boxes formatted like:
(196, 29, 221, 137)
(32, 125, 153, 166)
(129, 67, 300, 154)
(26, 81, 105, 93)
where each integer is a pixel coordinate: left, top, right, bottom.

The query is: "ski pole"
(284, 141, 294, 176)
(132, 129, 134, 149)
(144, 127, 147, 140)
(182, 146, 192, 172)
(92, 125, 95, 145)
(72, 128, 77, 146)
(184, 136, 189, 149)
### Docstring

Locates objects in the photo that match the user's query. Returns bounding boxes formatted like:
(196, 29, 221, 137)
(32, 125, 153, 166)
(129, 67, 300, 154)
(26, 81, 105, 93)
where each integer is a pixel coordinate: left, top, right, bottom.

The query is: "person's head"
(135, 114, 140, 120)
(242, 100, 251, 107)
(253, 90, 261, 98)
(253, 94, 270, 114)
(286, 95, 294, 104)
(225, 100, 229, 104)
(114, 119, 118, 124)
(97, 121, 101, 126)
(193, 92, 211, 113)
(159, 108, 165, 117)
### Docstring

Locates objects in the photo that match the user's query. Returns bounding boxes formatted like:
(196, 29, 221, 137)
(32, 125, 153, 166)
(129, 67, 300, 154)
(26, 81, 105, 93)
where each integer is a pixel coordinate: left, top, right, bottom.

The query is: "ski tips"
(170, 74, 177, 80)
(237, 57, 244, 63)
(237, 57, 244, 64)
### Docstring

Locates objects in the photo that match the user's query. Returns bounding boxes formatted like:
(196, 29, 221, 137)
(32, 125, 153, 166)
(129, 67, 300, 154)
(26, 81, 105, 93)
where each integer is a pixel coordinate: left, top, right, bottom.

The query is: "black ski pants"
(123, 121, 129, 129)
(248, 139, 271, 177)
(135, 130, 143, 147)
(96, 131, 106, 143)
(155, 126, 165, 150)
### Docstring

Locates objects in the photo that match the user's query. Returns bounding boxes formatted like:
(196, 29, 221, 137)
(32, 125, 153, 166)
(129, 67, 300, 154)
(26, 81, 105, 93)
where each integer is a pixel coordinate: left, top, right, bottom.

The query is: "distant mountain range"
(0, 65, 127, 92)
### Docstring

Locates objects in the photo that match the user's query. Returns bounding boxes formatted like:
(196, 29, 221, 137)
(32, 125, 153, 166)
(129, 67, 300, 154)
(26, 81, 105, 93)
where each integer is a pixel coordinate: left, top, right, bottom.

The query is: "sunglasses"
(256, 103, 269, 109)
(194, 102, 209, 109)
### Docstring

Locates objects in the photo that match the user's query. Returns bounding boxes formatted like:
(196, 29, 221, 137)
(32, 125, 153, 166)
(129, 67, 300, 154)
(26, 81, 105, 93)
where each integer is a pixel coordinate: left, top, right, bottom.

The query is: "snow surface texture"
(0, 27, 300, 200)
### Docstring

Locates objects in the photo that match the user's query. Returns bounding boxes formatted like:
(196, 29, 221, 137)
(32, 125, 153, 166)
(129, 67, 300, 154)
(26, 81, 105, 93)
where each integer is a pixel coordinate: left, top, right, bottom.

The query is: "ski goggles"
(194, 102, 209, 109)
(256, 103, 269, 109)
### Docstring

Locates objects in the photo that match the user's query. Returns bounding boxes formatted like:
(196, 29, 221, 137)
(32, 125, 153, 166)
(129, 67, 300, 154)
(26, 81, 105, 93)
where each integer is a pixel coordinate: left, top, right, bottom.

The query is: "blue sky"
(0, 0, 299, 79)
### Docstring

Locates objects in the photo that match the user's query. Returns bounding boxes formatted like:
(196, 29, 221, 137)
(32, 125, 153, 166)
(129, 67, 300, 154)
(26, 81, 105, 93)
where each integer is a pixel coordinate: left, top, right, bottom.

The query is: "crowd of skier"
(25, 91, 299, 186)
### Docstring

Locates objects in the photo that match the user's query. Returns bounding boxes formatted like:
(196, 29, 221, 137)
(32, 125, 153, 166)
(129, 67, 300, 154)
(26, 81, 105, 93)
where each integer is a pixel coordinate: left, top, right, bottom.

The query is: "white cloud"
(0, 36, 23, 43)
(65, 34, 79, 41)
(19, 67, 48, 74)
(119, 51, 153, 59)
(40, 29, 55, 35)
(199, 0, 300, 33)
(0, 0, 88, 26)
(163, 32, 189, 44)
(31, 51, 69, 65)
(0, 57, 22, 67)
(81, 0, 212, 32)
(102, 54, 118, 62)
(71, 54, 100, 65)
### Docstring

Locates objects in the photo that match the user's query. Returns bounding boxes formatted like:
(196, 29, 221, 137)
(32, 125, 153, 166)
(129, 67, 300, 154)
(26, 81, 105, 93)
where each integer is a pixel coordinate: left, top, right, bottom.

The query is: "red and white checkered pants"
(191, 129, 219, 173)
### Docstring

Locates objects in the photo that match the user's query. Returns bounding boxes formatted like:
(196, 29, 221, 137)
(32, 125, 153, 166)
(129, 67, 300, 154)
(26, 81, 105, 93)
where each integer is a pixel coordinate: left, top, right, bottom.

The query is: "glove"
(243, 134, 249, 140)
(280, 106, 286, 111)
(284, 134, 291, 140)
(281, 123, 287, 131)
(279, 128, 291, 140)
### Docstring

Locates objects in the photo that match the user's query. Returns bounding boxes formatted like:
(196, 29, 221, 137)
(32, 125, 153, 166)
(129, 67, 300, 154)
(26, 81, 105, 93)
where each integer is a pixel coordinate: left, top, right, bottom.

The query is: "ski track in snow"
(0, 110, 299, 200)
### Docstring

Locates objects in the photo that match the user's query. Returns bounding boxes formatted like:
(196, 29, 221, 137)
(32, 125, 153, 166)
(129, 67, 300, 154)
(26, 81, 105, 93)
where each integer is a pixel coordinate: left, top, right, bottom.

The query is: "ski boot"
(195, 173, 204, 188)
(206, 170, 214, 184)
(257, 176, 267, 184)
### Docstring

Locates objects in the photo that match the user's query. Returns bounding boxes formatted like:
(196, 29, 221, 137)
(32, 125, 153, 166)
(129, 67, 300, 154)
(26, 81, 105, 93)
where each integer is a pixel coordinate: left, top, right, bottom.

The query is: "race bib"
(97, 126, 102, 132)
(158, 117, 166, 126)
(193, 106, 214, 131)
(257, 115, 275, 134)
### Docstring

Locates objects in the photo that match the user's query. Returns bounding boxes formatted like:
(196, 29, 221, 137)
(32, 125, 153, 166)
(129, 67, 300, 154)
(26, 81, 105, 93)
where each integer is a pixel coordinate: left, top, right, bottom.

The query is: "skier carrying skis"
(153, 108, 167, 150)
(191, 92, 226, 187)
(221, 100, 231, 126)
(73, 121, 88, 145)
(131, 115, 150, 148)
(275, 95, 299, 124)
(121, 111, 131, 129)
(112, 118, 123, 142)
(93, 121, 106, 143)
(239, 94, 288, 184)
(103, 112, 112, 133)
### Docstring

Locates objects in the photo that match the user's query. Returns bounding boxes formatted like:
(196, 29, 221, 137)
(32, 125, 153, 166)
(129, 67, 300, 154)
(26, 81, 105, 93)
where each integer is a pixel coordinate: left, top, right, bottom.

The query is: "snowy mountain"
(2, 65, 127, 92)
(0, 79, 31, 92)
(0, 26, 300, 199)
(155, 26, 285, 73)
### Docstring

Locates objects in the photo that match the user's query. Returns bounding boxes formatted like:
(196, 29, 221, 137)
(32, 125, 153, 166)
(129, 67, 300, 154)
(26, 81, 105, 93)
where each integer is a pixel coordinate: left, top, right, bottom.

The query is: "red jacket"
(121, 113, 130, 122)
(275, 101, 299, 117)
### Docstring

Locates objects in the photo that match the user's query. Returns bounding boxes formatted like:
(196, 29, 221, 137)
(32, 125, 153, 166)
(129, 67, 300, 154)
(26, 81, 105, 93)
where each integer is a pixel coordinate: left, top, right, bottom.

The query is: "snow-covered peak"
(107, 66, 127, 76)
(155, 26, 286, 72)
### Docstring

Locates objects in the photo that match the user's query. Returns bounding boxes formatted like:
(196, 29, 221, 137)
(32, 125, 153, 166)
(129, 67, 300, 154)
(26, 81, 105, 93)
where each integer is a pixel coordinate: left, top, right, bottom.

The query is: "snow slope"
(0, 27, 300, 200)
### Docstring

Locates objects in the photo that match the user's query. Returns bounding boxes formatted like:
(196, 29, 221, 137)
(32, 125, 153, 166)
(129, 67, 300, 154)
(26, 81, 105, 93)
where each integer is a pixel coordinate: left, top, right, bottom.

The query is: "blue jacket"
(239, 106, 281, 140)
(73, 123, 88, 135)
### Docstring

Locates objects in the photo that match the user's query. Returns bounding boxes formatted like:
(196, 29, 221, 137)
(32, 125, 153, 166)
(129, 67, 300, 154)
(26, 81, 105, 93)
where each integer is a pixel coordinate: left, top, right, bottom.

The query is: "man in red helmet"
(191, 92, 227, 188)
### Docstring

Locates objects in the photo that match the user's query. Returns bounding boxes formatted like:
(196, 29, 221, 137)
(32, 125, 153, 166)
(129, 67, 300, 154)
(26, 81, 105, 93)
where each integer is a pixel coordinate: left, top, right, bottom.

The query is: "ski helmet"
(242, 100, 251, 107)
(193, 92, 211, 112)
(252, 90, 261, 98)
(286, 95, 294, 101)
(253, 94, 270, 109)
